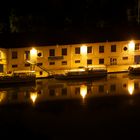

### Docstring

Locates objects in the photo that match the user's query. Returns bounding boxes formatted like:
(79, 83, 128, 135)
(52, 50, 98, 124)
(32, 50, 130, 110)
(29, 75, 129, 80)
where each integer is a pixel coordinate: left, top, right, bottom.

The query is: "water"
(0, 73, 140, 139)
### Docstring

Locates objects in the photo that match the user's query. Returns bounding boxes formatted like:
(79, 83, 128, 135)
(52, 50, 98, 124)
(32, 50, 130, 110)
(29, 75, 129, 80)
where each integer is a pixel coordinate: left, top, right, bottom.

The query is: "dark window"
(62, 48, 67, 55)
(12, 64, 18, 68)
(37, 52, 42, 57)
(87, 46, 92, 53)
(49, 62, 55, 65)
(49, 89, 55, 96)
(40, 71, 43, 75)
(37, 63, 43, 66)
(134, 82, 139, 89)
(87, 59, 92, 64)
(123, 47, 128, 51)
(12, 51, 18, 59)
(99, 46, 104, 53)
(75, 47, 80, 54)
(25, 51, 30, 60)
(25, 63, 30, 67)
(62, 61, 67, 65)
(62, 88, 67, 96)
(75, 87, 80, 95)
(99, 59, 104, 64)
(49, 49, 55, 56)
(135, 43, 140, 50)
(75, 60, 80, 63)
(110, 84, 116, 92)
(123, 57, 128, 60)
(111, 45, 116, 52)
(99, 85, 104, 92)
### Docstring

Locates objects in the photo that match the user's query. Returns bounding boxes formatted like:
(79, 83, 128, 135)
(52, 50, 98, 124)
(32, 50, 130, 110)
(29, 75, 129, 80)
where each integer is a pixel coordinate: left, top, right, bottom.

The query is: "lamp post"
(128, 40, 135, 65)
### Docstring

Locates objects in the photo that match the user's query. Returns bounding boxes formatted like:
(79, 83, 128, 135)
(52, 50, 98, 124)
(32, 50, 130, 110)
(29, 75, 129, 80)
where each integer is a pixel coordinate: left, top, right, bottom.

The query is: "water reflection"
(0, 73, 140, 105)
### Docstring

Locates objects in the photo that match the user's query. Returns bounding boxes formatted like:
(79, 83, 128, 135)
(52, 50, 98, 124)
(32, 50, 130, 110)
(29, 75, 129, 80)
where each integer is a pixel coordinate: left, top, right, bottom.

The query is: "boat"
(128, 65, 140, 75)
(54, 66, 107, 80)
(0, 70, 36, 84)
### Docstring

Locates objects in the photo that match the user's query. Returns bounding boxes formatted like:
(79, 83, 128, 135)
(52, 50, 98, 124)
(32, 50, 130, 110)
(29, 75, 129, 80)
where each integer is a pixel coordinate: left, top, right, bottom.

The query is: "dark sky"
(0, 0, 138, 31)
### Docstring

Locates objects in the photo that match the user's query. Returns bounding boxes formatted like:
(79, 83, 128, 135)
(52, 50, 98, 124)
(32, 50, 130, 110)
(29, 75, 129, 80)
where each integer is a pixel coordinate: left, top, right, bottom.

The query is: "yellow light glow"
(80, 85, 87, 99)
(128, 40, 135, 51)
(30, 48, 37, 55)
(30, 48, 37, 63)
(30, 92, 38, 103)
(128, 81, 134, 95)
(0, 92, 6, 102)
(81, 45, 87, 55)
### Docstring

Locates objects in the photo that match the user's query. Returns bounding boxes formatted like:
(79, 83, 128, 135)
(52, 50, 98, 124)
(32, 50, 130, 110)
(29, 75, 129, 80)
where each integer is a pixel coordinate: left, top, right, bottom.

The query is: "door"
(0, 64, 3, 72)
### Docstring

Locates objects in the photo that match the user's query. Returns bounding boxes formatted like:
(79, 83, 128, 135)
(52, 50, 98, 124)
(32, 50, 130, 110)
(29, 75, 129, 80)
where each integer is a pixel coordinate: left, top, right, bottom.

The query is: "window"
(49, 62, 55, 65)
(135, 43, 140, 50)
(99, 85, 104, 93)
(12, 64, 18, 68)
(123, 57, 128, 60)
(49, 89, 55, 96)
(37, 63, 43, 66)
(99, 58, 104, 64)
(62, 61, 67, 65)
(24, 51, 30, 60)
(111, 45, 116, 52)
(87, 59, 92, 64)
(62, 88, 67, 96)
(40, 71, 43, 75)
(25, 63, 30, 67)
(110, 58, 117, 65)
(110, 84, 116, 92)
(62, 48, 67, 55)
(87, 46, 92, 53)
(99, 46, 104, 53)
(37, 51, 43, 57)
(123, 46, 128, 51)
(75, 47, 80, 54)
(49, 49, 55, 56)
(12, 51, 18, 59)
(75, 87, 80, 95)
(75, 60, 80, 63)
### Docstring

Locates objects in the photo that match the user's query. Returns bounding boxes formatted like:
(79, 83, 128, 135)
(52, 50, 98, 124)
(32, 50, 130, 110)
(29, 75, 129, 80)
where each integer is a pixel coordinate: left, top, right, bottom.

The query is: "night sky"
(0, 0, 139, 47)
(0, 0, 137, 27)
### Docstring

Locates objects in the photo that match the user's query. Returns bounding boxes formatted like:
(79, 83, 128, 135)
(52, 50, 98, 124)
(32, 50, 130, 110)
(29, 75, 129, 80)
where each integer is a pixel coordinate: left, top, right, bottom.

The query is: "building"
(0, 39, 140, 78)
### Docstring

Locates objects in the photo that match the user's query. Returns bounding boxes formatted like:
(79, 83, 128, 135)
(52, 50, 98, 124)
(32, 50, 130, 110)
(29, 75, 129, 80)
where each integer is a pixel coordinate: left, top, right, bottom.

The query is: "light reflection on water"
(0, 73, 140, 105)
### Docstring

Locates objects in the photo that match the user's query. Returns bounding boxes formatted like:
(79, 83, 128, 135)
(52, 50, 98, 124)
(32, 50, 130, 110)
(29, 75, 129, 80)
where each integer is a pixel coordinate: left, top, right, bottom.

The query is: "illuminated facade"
(0, 40, 140, 77)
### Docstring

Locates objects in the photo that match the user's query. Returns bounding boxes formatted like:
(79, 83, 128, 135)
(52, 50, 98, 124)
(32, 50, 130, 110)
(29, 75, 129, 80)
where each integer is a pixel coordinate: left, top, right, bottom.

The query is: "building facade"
(0, 39, 140, 77)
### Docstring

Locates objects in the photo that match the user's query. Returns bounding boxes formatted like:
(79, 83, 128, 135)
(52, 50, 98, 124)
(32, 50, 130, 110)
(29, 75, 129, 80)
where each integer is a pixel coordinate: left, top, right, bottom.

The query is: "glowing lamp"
(128, 41, 135, 51)
(81, 45, 87, 55)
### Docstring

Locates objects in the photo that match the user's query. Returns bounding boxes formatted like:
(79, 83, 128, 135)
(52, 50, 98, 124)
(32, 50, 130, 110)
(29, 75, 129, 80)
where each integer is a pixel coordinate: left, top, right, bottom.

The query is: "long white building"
(0, 39, 140, 77)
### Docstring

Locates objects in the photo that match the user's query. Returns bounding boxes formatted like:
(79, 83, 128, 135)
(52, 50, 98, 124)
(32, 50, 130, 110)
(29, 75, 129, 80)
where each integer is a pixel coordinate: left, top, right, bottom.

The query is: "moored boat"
(0, 70, 36, 84)
(54, 66, 107, 80)
(128, 65, 140, 75)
